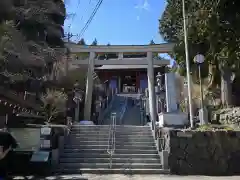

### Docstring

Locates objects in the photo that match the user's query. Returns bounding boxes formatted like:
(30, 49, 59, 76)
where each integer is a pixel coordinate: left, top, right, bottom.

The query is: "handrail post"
(107, 112, 117, 169)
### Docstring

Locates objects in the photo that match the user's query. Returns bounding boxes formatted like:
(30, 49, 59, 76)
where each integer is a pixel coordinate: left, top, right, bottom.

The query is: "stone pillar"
(118, 76, 121, 93)
(161, 150, 169, 170)
(165, 73, 178, 112)
(84, 52, 95, 121)
(136, 71, 139, 93)
(74, 89, 82, 122)
(147, 52, 157, 132)
(118, 52, 123, 59)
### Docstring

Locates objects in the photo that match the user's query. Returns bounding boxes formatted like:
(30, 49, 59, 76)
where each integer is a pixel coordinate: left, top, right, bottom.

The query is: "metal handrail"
(107, 112, 116, 168)
(119, 97, 128, 124)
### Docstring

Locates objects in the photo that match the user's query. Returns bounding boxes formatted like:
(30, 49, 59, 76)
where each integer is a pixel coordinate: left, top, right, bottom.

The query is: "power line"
(78, 0, 103, 39)
(66, 0, 81, 29)
(80, 0, 93, 27)
(64, 0, 87, 42)
(65, 0, 100, 42)
(83, 0, 103, 34)
(66, 0, 95, 42)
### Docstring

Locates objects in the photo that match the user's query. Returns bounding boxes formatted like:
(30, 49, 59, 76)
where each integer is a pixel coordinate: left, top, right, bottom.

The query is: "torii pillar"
(147, 52, 157, 132)
(84, 52, 95, 121)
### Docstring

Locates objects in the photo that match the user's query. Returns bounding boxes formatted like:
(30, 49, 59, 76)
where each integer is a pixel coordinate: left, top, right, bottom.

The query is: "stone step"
(71, 127, 151, 130)
(60, 153, 160, 159)
(63, 148, 158, 154)
(70, 128, 152, 134)
(71, 125, 150, 130)
(66, 140, 155, 146)
(68, 137, 154, 143)
(59, 163, 162, 169)
(70, 131, 152, 136)
(68, 135, 154, 140)
(71, 127, 151, 131)
(60, 157, 161, 164)
(64, 144, 157, 150)
(57, 168, 169, 174)
(70, 131, 152, 134)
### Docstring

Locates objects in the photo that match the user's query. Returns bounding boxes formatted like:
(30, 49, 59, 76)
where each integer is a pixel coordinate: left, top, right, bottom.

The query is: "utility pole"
(182, 0, 194, 128)
(65, 30, 80, 122)
(65, 32, 71, 77)
(65, 32, 78, 77)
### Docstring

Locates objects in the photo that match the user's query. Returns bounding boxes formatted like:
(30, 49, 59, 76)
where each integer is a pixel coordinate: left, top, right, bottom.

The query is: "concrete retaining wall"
(160, 128, 240, 175)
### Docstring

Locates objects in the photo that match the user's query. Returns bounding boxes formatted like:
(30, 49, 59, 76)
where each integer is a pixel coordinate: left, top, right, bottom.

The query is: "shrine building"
(94, 54, 166, 93)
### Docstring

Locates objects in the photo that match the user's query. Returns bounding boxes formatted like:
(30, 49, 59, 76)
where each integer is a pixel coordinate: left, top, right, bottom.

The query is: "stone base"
(199, 107, 208, 125)
(78, 120, 95, 125)
(158, 112, 188, 127)
(51, 149, 59, 168)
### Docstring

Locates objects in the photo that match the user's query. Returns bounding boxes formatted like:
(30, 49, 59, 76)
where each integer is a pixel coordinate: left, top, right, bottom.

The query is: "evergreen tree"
(159, 0, 240, 106)
(149, 40, 155, 45)
(91, 38, 98, 46)
(78, 38, 86, 45)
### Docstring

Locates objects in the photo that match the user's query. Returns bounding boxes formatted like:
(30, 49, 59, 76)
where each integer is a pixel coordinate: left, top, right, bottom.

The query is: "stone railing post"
(161, 150, 169, 170)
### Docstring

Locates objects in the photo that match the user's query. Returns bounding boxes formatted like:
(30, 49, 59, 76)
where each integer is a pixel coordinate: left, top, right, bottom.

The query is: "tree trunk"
(207, 62, 221, 90)
(220, 66, 232, 107)
(207, 64, 215, 89)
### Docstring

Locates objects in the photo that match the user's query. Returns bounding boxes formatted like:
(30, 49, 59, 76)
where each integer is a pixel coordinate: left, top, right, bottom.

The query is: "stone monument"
(158, 72, 188, 127)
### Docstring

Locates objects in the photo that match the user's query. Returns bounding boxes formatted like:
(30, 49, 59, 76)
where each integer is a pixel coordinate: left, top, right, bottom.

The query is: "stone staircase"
(102, 95, 126, 125)
(58, 125, 167, 174)
(122, 98, 142, 125)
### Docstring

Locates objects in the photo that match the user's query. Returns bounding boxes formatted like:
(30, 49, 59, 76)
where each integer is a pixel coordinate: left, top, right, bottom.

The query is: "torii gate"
(66, 43, 174, 128)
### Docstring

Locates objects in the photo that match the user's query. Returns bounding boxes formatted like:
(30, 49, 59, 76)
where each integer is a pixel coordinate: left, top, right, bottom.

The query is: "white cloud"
(135, 0, 150, 11)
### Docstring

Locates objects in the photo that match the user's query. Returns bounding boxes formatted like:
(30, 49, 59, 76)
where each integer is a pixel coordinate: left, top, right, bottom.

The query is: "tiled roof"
(94, 65, 161, 70)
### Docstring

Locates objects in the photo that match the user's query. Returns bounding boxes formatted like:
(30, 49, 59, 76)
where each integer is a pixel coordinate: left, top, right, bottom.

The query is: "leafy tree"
(41, 89, 68, 123)
(107, 43, 111, 46)
(91, 38, 98, 46)
(78, 38, 86, 45)
(0, 0, 66, 80)
(159, 0, 240, 107)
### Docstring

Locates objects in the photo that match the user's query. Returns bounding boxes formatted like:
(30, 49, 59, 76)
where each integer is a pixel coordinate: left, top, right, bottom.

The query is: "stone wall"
(215, 107, 240, 128)
(160, 128, 240, 175)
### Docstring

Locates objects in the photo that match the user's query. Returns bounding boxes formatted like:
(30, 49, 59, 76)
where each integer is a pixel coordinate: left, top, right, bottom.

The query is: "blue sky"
(64, 0, 167, 45)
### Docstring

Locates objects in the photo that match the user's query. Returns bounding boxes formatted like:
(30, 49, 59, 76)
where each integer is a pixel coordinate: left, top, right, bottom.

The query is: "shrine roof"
(94, 65, 162, 70)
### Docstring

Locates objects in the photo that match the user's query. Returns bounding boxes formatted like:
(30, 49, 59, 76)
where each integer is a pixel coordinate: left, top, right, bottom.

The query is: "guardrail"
(107, 112, 116, 168)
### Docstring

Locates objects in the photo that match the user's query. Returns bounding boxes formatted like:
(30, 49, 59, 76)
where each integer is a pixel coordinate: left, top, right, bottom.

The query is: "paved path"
(11, 174, 240, 180)
(83, 174, 240, 180)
